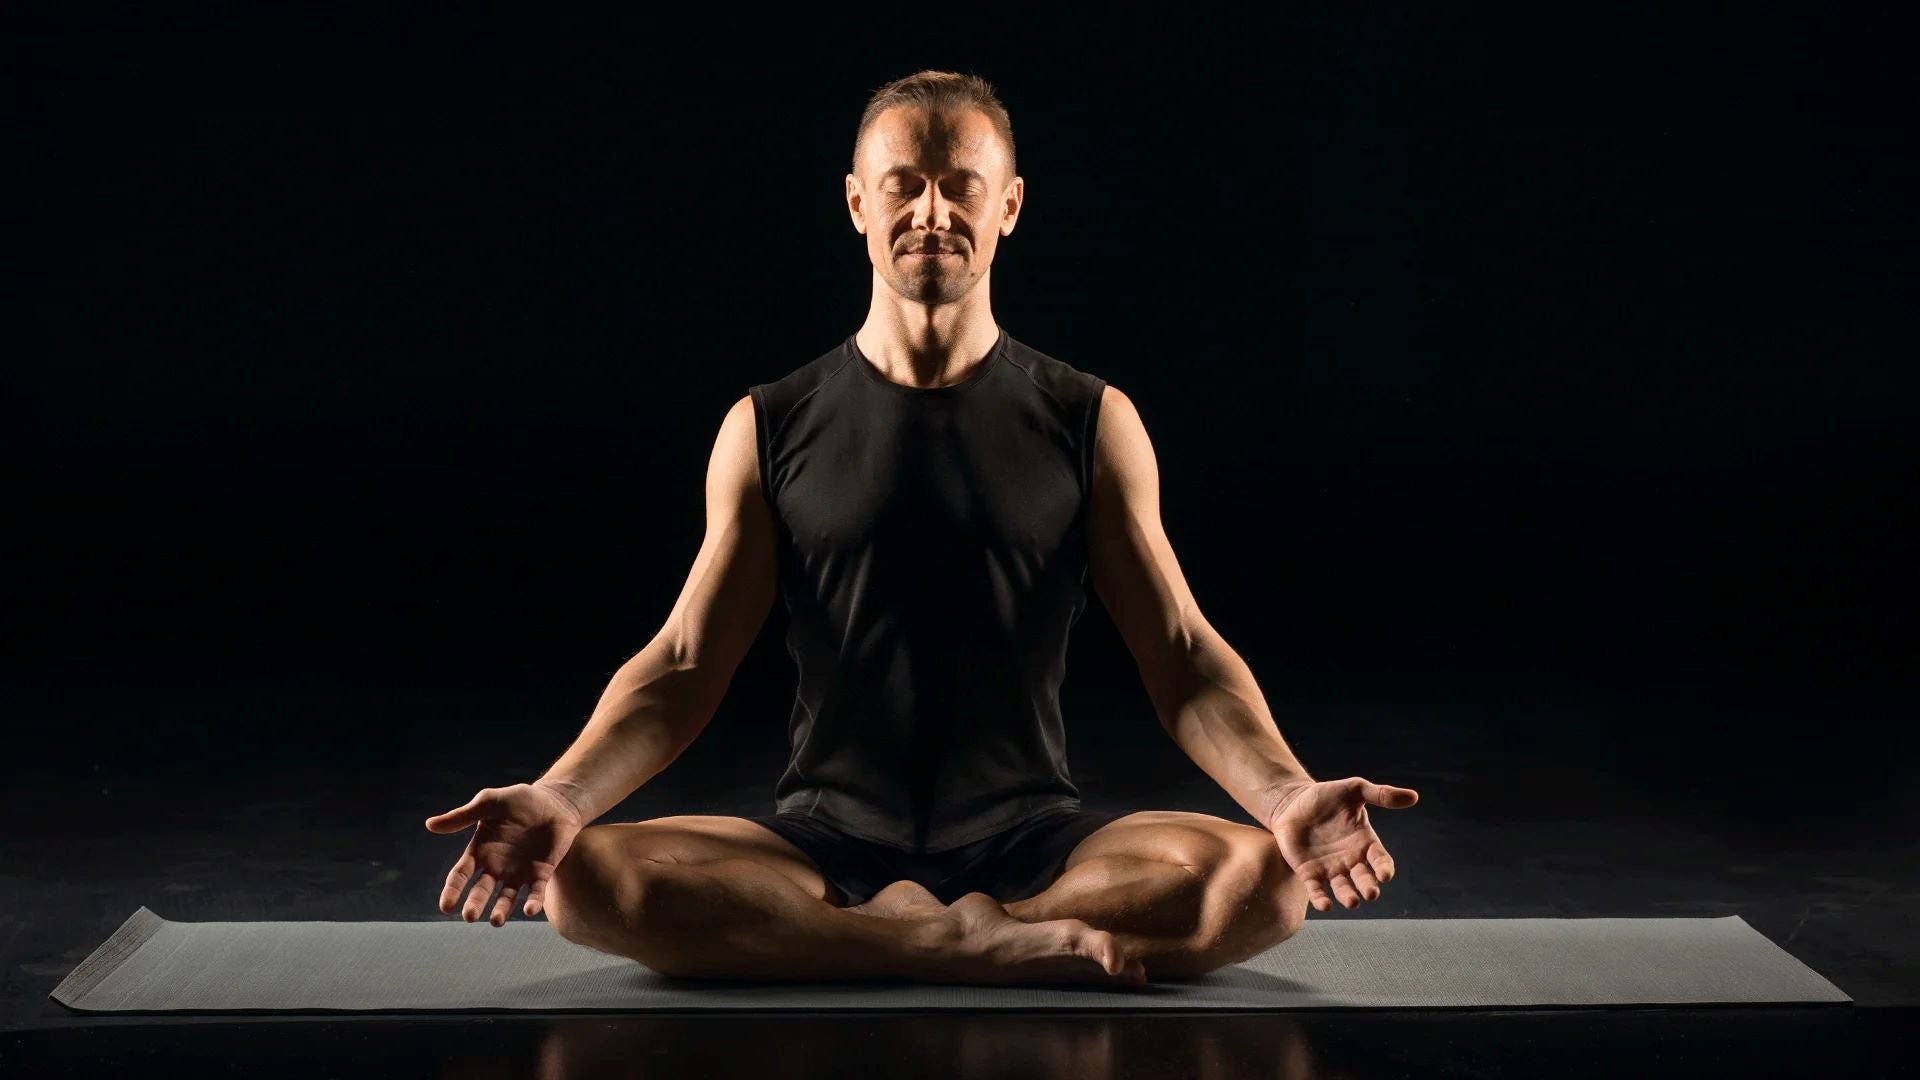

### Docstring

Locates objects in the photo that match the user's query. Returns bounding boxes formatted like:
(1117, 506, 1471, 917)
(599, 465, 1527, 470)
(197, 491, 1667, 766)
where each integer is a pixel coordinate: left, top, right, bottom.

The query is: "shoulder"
(1092, 383, 1154, 479)
(1000, 334, 1105, 395)
(1096, 383, 1143, 432)
(753, 338, 859, 400)
(750, 338, 862, 441)
(998, 334, 1107, 433)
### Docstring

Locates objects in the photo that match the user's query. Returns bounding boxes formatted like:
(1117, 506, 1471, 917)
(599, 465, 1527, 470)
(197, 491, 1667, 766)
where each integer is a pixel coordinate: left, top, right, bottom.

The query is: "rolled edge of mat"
(49, 906, 168, 1010)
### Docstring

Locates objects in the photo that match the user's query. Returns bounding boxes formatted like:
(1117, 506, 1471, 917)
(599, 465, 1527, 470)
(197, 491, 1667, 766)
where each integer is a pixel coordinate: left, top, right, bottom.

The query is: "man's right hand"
(425, 781, 587, 926)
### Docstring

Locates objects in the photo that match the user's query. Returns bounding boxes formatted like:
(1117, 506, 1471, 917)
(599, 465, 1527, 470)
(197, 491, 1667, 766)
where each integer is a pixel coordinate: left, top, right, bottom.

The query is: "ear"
(845, 173, 867, 234)
(999, 175, 1024, 236)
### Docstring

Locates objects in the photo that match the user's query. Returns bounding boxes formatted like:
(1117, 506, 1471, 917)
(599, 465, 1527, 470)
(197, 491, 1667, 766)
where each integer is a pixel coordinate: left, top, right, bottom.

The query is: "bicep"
(1087, 385, 1213, 699)
(655, 395, 778, 674)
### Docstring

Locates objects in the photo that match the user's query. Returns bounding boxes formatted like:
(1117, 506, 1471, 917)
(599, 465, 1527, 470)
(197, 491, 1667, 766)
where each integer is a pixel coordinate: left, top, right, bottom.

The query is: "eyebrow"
(880, 166, 987, 184)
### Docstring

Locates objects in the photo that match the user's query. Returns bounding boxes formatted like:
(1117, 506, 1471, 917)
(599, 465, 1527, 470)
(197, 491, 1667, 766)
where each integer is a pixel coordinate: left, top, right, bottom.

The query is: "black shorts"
(747, 804, 1127, 908)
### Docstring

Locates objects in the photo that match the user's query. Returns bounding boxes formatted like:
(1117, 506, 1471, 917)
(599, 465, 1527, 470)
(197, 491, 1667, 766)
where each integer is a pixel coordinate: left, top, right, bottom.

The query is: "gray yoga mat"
(52, 906, 1849, 1013)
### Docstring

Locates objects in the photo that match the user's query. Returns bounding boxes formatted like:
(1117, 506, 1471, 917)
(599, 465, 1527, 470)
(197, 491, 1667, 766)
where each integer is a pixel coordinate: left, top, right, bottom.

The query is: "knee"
(1145, 842, 1302, 981)
(1251, 841, 1308, 943)
(546, 826, 640, 945)
(1213, 839, 1306, 953)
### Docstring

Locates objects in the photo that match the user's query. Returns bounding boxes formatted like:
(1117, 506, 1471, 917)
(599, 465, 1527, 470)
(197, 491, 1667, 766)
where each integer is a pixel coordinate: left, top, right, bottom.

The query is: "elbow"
(661, 633, 702, 674)
(646, 626, 727, 682)
(628, 635, 732, 716)
(1142, 632, 1237, 722)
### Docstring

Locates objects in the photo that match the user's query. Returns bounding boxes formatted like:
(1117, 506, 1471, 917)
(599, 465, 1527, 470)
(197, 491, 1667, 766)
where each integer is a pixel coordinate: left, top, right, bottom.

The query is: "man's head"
(846, 70, 1024, 306)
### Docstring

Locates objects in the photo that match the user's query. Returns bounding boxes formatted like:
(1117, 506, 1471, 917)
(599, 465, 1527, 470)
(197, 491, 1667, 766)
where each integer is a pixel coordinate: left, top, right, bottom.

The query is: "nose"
(910, 183, 953, 234)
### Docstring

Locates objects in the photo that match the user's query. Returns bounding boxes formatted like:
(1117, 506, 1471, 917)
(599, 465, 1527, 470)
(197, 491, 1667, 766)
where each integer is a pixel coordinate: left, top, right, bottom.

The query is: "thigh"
(1059, 809, 1277, 874)
(569, 814, 846, 906)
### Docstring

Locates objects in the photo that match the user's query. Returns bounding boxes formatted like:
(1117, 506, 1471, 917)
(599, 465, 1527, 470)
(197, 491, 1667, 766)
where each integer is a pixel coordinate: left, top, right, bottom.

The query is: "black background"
(9, 7, 1916, 810)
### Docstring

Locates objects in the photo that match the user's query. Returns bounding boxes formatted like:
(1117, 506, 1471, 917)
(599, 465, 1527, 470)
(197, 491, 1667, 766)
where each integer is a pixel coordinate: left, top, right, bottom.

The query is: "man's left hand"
(1265, 777, 1420, 912)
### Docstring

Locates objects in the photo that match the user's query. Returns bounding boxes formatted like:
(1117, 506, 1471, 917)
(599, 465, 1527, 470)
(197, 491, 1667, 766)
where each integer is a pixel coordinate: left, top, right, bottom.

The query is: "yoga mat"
(51, 907, 1850, 1013)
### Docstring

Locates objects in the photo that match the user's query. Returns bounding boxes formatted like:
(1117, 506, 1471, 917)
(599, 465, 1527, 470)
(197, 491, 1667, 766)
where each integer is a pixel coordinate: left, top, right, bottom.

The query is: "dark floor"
(3, 664, 1916, 1077)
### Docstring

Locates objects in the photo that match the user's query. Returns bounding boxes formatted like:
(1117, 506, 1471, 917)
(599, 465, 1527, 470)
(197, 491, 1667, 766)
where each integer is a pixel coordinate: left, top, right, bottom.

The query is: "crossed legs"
(1003, 810, 1307, 979)
(542, 810, 1305, 984)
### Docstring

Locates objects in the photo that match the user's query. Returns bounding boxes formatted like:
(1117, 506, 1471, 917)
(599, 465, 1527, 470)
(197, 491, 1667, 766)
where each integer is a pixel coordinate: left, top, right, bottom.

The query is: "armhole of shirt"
(749, 384, 776, 511)
(1081, 377, 1107, 499)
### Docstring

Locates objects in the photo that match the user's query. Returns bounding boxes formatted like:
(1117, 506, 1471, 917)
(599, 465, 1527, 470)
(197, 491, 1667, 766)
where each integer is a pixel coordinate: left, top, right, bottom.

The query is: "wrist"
(1257, 775, 1316, 831)
(533, 778, 592, 826)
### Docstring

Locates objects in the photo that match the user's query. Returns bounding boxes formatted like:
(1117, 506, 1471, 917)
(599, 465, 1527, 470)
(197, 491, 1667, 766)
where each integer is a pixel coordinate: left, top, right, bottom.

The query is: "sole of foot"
(845, 879, 951, 920)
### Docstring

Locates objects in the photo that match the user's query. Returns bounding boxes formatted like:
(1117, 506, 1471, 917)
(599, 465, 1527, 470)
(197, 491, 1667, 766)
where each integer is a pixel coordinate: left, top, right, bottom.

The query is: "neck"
(854, 268, 1000, 388)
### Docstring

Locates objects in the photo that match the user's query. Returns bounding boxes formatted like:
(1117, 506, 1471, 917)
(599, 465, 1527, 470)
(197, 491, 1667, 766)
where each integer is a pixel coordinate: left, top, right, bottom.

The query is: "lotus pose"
(427, 70, 1419, 987)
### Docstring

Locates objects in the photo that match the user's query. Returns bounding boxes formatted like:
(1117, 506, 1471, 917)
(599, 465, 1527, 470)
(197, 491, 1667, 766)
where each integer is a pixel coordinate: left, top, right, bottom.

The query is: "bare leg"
(1003, 844, 1305, 979)
(547, 854, 1145, 986)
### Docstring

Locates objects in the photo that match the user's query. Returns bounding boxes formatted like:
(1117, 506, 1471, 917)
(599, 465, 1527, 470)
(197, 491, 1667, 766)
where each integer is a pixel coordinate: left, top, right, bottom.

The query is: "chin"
(882, 271, 947, 299)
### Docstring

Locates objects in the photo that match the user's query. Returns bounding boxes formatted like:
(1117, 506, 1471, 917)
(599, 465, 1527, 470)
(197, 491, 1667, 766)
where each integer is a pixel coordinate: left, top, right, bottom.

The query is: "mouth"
(903, 251, 957, 259)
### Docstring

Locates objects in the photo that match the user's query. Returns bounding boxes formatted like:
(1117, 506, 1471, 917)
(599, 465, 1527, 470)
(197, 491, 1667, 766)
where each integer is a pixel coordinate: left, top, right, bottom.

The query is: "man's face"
(847, 105, 1022, 306)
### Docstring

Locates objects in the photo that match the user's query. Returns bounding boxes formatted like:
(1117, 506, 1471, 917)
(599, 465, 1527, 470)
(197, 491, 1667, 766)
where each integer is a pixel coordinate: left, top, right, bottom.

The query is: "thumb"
(424, 789, 495, 833)
(1356, 779, 1420, 809)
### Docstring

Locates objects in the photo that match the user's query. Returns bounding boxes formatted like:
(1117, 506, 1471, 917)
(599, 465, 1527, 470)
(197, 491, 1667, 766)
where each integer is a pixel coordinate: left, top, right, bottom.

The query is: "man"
(426, 70, 1419, 987)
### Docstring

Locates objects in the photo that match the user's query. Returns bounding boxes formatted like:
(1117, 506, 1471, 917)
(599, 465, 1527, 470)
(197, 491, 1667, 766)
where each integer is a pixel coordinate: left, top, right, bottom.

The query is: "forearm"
(1153, 638, 1315, 830)
(536, 637, 728, 824)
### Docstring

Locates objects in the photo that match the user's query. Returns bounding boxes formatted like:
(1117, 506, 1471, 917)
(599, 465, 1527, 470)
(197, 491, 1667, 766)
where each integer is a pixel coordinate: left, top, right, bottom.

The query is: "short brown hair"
(851, 69, 1017, 180)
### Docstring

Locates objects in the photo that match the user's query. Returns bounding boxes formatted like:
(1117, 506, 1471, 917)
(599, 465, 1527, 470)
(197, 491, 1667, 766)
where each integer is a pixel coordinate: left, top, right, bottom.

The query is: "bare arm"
(535, 394, 778, 824)
(1086, 384, 1314, 829)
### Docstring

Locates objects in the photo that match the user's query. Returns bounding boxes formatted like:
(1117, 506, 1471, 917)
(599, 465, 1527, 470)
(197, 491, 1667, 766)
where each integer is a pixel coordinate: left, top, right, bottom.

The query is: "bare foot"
(845, 879, 949, 920)
(925, 892, 1147, 988)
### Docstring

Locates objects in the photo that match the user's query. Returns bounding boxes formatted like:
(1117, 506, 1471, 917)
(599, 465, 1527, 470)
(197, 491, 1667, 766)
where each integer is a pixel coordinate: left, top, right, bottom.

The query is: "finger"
(1303, 877, 1336, 913)
(425, 789, 495, 833)
(438, 853, 477, 915)
(1349, 861, 1383, 901)
(1328, 873, 1362, 909)
(1358, 779, 1420, 809)
(488, 883, 520, 928)
(1367, 841, 1396, 884)
(462, 873, 498, 923)
(525, 876, 549, 918)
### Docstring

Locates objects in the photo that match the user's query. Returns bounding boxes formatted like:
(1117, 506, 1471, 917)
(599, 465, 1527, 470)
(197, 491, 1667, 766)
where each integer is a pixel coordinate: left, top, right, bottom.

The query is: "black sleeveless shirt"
(750, 327, 1108, 853)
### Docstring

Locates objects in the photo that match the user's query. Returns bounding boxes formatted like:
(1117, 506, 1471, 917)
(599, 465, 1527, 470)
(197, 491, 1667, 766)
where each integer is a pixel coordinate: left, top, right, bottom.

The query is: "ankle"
(893, 910, 968, 978)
